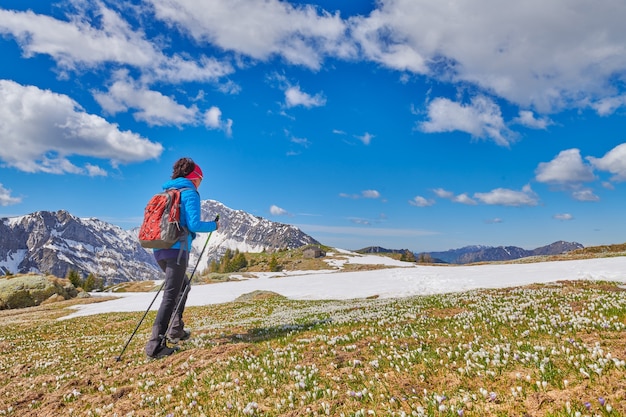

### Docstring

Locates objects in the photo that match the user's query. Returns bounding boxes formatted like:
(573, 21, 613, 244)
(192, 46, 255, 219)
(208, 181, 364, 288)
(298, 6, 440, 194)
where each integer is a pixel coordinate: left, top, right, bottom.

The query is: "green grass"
(0, 280, 625, 416)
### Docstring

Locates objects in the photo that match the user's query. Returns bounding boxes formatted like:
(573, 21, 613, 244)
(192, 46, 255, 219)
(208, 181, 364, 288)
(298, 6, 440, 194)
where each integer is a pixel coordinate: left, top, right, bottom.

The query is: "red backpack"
(138, 188, 190, 249)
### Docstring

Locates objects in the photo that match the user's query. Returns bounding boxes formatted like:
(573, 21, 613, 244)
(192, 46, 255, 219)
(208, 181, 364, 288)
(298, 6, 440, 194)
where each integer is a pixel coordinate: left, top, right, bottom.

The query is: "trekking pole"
(162, 215, 219, 347)
(114, 281, 165, 362)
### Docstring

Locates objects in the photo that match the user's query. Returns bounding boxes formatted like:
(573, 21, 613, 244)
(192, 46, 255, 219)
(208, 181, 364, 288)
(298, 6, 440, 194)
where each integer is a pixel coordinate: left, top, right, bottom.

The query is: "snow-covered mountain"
(0, 200, 319, 284)
(185, 199, 319, 274)
(0, 210, 159, 284)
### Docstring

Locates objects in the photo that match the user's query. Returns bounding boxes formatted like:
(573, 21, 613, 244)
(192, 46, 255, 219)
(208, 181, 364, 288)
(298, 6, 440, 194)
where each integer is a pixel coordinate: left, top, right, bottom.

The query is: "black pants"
(145, 255, 190, 356)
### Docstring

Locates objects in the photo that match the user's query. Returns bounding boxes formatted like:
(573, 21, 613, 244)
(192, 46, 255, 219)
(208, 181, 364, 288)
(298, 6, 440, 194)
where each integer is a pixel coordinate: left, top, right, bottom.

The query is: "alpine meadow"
(1, 248, 626, 416)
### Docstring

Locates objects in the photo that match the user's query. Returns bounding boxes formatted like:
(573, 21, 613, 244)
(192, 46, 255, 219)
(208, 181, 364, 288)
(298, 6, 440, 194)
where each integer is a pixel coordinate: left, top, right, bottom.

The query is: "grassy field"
(0, 277, 625, 416)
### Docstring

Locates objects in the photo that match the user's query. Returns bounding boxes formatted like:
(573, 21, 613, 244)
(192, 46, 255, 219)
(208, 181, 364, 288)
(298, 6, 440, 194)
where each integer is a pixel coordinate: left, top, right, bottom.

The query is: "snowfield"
(62, 251, 626, 320)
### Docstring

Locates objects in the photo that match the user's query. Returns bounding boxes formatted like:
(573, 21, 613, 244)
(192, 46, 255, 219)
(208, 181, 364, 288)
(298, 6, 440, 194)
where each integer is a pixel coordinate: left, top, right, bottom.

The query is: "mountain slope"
(1, 201, 320, 284)
(0, 210, 159, 284)
(186, 200, 319, 273)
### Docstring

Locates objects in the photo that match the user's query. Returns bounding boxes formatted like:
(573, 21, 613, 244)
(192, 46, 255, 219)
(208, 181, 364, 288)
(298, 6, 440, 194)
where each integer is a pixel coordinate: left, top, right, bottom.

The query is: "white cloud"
(553, 213, 574, 221)
(4, 0, 626, 119)
(356, 132, 375, 145)
(340, 190, 381, 199)
(0, 6, 232, 83)
(270, 205, 290, 216)
(0, 7, 155, 69)
(409, 196, 435, 207)
(590, 95, 626, 116)
(149, 0, 355, 70)
(535, 149, 596, 185)
(571, 189, 599, 202)
(0, 4, 236, 137)
(147, 54, 233, 85)
(93, 72, 233, 133)
(0, 80, 162, 174)
(290, 136, 311, 147)
(361, 190, 380, 199)
(349, 0, 626, 114)
(284, 86, 326, 108)
(85, 164, 108, 177)
(204, 106, 233, 136)
(433, 188, 477, 205)
(204, 106, 222, 129)
(512, 110, 552, 129)
(433, 188, 454, 199)
(474, 185, 539, 207)
(350, 15, 428, 73)
(453, 193, 477, 205)
(419, 96, 514, 146)
(535, 149, 602, 201)
(588, 143, 626, 182)
(0, 183, 21, 206)
(94, 73, 198, 126)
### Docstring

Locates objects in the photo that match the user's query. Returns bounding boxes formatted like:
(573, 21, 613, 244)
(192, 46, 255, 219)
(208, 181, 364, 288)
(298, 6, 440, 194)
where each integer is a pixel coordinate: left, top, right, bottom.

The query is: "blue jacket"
(157, 177, 217, 252)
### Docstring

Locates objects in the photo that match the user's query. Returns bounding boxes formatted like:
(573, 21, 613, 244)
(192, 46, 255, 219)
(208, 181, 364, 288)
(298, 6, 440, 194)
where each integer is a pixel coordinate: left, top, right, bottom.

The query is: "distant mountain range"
(355, 242, 583, 264)
(0, 200, 585, 284)
(0, 200, 318, 285)
(421, 241, 584, 264)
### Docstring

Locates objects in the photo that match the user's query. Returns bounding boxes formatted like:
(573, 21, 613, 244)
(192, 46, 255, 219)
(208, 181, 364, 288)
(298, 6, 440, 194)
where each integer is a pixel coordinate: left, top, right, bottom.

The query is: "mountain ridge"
(422, 240, 584, 264)
(0, 200, 319, 284)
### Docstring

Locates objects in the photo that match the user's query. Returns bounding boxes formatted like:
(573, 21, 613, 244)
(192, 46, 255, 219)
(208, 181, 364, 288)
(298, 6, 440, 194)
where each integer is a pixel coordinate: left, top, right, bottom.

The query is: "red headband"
(185, 164, 203, 180)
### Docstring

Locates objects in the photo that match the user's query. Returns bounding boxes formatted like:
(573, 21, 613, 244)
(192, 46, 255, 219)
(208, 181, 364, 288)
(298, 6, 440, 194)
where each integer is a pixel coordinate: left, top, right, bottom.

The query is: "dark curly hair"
(171, 157, 196, 179)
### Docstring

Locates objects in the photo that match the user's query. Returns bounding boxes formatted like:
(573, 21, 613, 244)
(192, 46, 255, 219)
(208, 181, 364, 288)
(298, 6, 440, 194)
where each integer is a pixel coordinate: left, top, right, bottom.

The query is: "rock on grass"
(0, 274, 79, 310)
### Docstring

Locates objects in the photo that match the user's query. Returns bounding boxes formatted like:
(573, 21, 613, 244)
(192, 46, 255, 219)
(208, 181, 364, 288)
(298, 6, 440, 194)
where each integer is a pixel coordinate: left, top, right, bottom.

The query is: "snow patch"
(0, 249, 27, 272)
(62, 253, 626, 320)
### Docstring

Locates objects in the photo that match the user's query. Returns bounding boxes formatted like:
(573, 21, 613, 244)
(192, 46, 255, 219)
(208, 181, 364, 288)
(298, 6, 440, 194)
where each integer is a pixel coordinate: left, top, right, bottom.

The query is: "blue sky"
(1, 0, 626, 252)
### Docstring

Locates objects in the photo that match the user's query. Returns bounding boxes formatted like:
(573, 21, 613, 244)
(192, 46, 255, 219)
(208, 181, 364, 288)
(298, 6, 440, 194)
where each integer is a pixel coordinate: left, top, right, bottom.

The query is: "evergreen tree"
(83, 273, 94, 292)
(83, 273, 97, 292)
(221, 249, 233, 273)
(94, 275, 105, 291)
(268, 254, 281, 272)
(401, 250, 417, 262)
(209, 259, 219, 273)
(418, 253, 433, 263)
(66, 269, 82, 288)
(230, 252, 248, 272)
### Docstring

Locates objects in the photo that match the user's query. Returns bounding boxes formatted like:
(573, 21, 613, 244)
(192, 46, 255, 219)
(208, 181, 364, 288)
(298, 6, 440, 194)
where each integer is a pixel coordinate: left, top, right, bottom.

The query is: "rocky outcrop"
(0, 275, 78, 310)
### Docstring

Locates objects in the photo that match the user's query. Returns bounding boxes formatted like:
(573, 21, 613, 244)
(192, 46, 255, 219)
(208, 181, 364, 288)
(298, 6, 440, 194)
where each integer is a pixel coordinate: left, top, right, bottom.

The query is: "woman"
(145, 157, 219, 359)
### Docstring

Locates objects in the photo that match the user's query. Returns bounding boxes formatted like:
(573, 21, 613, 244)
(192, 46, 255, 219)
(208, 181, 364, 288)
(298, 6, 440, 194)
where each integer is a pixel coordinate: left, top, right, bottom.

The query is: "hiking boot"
(147, 345, 179, 359)
(167, 329, 191, 344)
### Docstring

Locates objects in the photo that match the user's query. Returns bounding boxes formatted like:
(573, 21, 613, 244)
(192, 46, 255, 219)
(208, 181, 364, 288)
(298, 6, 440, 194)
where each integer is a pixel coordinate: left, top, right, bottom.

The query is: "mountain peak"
(1, 200, 319, 284)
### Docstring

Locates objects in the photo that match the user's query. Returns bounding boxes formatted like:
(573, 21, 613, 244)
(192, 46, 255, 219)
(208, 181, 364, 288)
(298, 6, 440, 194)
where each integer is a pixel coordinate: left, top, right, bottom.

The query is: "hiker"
(145, 157, 219, 359)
